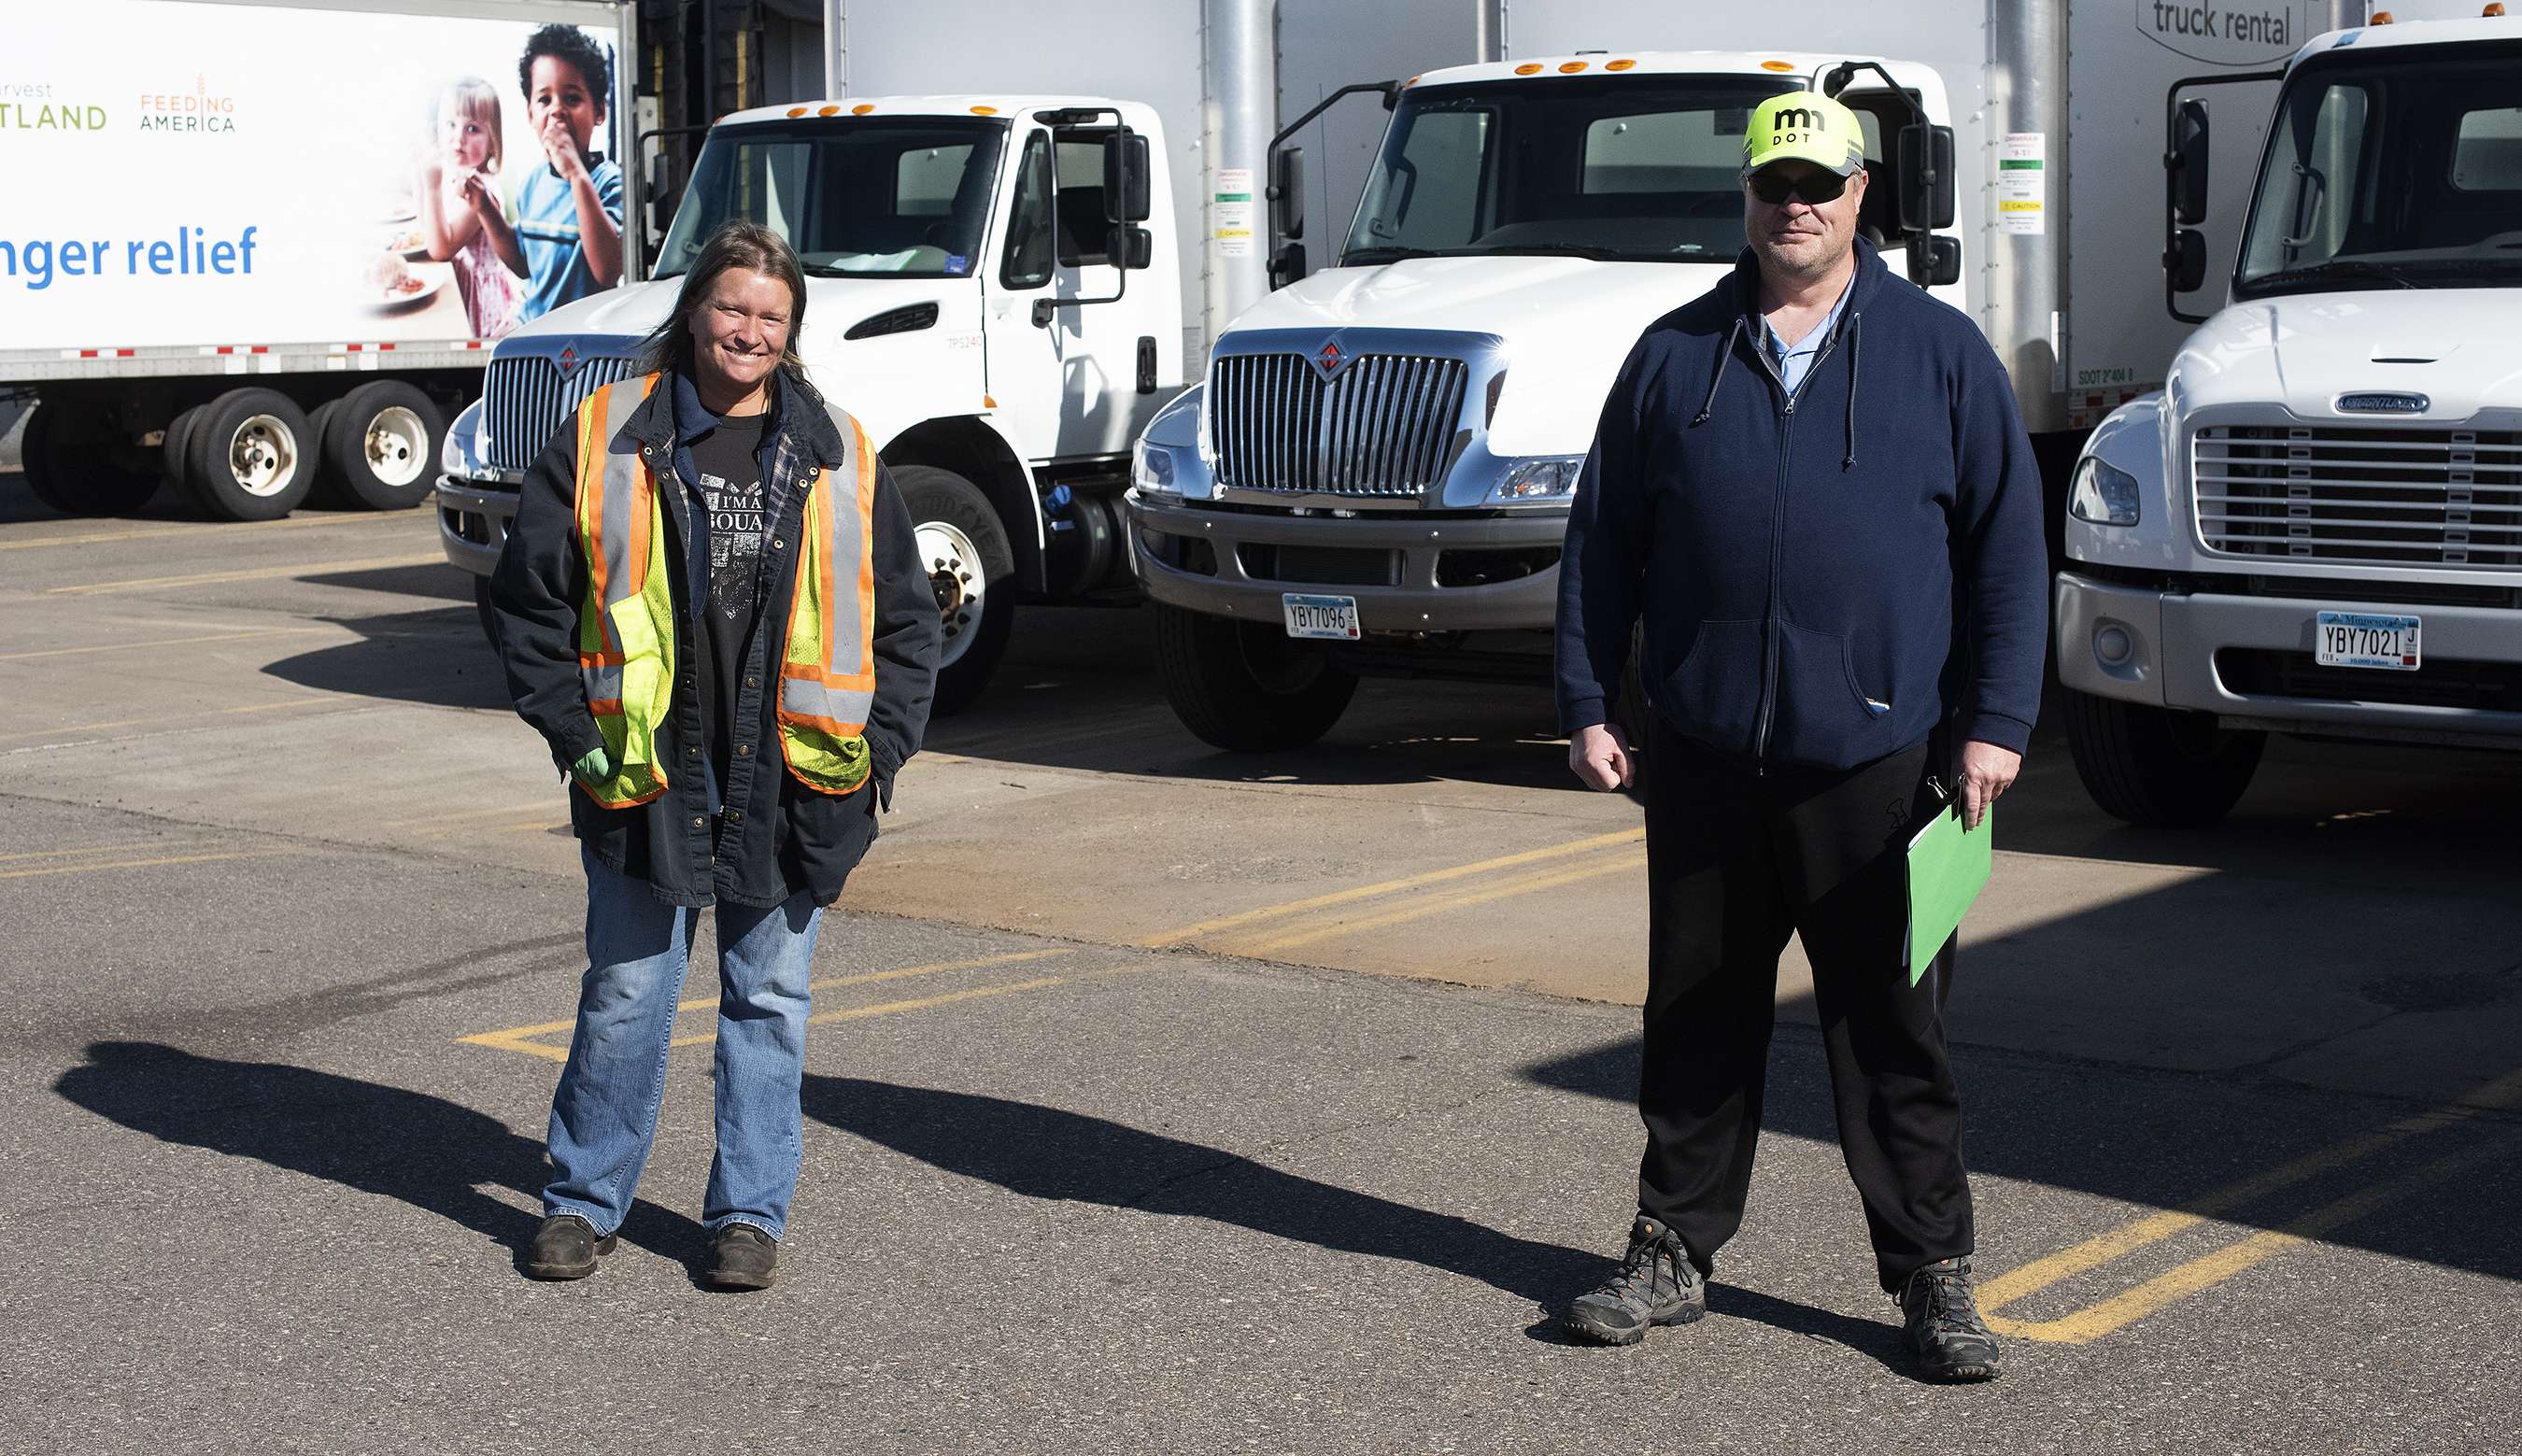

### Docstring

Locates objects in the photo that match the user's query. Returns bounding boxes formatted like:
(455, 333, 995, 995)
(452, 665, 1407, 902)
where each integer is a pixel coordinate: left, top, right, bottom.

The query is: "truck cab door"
(981, 124, 1169, 464)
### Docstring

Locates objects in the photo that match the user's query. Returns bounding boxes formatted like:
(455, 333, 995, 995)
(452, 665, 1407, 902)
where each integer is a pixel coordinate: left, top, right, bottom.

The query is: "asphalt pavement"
(3, 472, 2517, 1454)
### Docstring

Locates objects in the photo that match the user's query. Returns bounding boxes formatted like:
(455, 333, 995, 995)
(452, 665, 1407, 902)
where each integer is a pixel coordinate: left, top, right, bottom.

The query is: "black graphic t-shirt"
(686, 409, 771, 798)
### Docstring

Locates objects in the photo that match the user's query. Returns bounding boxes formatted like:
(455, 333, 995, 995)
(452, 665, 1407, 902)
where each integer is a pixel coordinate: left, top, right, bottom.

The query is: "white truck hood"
(502, 278, 677, 346)
(1234, 256, 1734, 456)
(2167, 289, 2522, 428)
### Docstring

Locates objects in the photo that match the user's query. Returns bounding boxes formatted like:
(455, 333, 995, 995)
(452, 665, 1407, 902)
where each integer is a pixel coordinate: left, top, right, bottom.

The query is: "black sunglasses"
(1746, 168, 1851, 205)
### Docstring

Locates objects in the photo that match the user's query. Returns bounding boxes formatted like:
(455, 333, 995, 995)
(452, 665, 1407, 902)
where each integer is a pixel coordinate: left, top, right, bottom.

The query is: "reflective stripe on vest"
(570, 373, 880, 807)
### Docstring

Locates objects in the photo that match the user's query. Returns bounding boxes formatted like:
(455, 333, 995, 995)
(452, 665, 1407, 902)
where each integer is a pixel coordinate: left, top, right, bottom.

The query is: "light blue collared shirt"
(1762, 282, 1853, 398)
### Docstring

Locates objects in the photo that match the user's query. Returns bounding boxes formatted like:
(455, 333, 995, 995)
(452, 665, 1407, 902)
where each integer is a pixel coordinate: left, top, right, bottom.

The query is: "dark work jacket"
(1553, 238, 2047, 772)
(491, 369, 940, 909)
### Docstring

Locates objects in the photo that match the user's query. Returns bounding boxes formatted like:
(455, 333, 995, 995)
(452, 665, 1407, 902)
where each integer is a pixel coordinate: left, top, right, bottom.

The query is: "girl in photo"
(418, 77, 520, 340)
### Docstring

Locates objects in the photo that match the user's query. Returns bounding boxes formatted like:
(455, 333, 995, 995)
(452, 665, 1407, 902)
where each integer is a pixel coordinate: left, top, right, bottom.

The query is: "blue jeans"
(544, 847, 822, 1239)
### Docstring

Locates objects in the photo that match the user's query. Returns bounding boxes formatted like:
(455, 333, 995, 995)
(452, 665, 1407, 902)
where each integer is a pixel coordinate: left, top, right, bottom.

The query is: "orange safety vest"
(570, 373, 880, 807)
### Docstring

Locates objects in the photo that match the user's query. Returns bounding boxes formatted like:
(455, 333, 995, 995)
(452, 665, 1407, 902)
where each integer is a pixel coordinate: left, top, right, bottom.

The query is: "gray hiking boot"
(1900, 1256, 2002, 1382)
(1563, 1215, 1706, 1345)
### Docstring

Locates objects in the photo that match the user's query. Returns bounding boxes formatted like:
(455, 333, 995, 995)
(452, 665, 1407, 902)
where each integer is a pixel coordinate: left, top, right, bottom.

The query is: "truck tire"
(17, 403, 78, 515)
(188, 388, 314, 521)
(1152, 601, 1358, 753)
(34, 396, 163, 516)
(2063, 687, 2265, 828)
(323, 381, 443, 511)
(299, 400, 344, 506)
(162, 403, 217, 517)
(896, 464, 1013, 716)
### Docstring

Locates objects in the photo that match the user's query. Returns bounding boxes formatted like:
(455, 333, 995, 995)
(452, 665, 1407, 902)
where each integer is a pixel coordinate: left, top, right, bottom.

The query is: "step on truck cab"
(438, 94, 1183, 713)
(1125, 52, 1964, 751)
(2055, 14, 2522, 827)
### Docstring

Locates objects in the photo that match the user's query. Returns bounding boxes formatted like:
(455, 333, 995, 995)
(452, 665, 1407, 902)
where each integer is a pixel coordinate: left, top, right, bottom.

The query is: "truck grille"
(2192, 425, 2522, 569)
(482, 353, 640, 472)
(2215, 648, 2522, 713)
(1210, 353, 1468, 497)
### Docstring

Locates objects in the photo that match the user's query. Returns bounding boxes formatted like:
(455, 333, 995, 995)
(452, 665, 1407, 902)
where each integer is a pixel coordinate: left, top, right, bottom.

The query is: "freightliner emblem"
(2335, 391, 2428, 414)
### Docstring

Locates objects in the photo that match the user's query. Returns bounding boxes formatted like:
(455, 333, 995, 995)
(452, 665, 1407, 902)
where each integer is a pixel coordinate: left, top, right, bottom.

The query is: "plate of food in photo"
(365, 252, 444, 311)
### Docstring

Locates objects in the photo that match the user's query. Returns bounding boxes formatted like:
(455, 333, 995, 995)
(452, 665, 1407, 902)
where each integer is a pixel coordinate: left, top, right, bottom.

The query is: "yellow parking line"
(0, 840, 205, 863)
(1139, 827, 1645, 948)
(48, 552, 444, 596)
(0, 508, 430, 551)
(673, 967, 1143, 1048)
(1230, 847, 1649, 956)
(0, 850, 289, 879)
(456, 949, 1080, 1061)
(1990, 1129, 2522, 1345)
(0, 628, 333, 661)
(0, 697, 340, 742)
(1983, 1064, 2522, 1342)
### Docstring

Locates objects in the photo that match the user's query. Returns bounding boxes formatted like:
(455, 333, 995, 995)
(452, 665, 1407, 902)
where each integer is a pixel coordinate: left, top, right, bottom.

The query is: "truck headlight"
(1486, 456, 1585, 503)
(2068, 454, 2141, 526)
(1133, 443, 1177, 495)
(441, 399, 491, 481)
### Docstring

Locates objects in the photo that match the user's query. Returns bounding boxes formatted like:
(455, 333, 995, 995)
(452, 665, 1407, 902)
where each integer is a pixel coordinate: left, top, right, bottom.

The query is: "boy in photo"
(475, 24, 623, 323)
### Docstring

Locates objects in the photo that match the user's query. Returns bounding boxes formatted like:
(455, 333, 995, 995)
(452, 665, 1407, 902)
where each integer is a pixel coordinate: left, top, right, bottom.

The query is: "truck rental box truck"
(1120, 0, 2522, 824)
(0, 0, 636, 522)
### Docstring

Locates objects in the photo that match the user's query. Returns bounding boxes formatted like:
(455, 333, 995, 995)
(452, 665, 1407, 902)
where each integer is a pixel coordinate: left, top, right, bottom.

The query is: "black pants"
(1636, 718, 1972, 1293)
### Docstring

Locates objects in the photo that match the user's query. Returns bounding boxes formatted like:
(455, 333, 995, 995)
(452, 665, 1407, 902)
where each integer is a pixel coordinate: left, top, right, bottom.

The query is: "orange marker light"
(1762, 61, 1796, 72)
(817, 105, 841, 116)
(2370, 7, 2392, 19)
(786, 106, 807, 118)
(984, 395, 998, 409)
(852, 103, 875, 115)
(1514, 63, 1543, 75)
(971, 106, 999, 115)
(1606, 59, 1636, 71)
(1406, 76, 1420, 86)
(1559, 61, 1588, 73)
(2487, 3, 2507, 15)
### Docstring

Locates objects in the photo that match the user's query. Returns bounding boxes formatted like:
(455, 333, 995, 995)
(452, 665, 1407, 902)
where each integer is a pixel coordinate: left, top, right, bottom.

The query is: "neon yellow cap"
(1742, 92, 1866, 178)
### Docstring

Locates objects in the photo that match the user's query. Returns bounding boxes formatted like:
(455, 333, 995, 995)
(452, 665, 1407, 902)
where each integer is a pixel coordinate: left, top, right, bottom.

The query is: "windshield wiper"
(2246, 258, 2422, 291)
(1341, 247, 1448, 264)
(1471, 242, 1622, 261)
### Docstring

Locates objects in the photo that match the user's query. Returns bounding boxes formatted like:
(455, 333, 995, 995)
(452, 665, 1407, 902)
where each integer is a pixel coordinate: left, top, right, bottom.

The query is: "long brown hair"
(636, 220, 813, 386)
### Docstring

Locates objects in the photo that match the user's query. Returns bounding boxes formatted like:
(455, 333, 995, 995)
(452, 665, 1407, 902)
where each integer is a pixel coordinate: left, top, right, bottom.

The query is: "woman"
(489, 220, 938, 1290)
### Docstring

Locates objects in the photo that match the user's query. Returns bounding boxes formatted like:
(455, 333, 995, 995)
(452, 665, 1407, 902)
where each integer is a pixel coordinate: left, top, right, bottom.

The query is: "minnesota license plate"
(1282, 593, 1360, 640)
(2315, 611, 2420, 671)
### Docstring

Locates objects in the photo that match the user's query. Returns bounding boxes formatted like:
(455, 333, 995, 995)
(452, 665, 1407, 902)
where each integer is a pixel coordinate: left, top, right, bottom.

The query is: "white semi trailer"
(0, 0, 635, 522)
(2056, 10, 2522, 825)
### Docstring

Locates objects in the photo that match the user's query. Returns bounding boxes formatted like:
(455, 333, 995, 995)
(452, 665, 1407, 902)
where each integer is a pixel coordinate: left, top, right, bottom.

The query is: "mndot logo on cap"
(1742, 92, 1867, 178)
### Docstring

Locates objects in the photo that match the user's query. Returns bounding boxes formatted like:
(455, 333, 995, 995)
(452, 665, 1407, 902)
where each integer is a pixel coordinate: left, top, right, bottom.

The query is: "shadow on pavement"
(261, 605, 511, 711)
(53, 1041, 707, 1270)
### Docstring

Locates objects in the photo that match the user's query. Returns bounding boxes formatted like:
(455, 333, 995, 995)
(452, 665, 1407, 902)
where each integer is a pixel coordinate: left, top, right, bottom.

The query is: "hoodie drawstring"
(1693, 315, 1744, 426)
(1841, 311, 1863, 470)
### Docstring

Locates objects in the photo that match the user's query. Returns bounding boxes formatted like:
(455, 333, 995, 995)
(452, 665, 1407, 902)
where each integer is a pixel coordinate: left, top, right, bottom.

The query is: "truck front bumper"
(2057, 571, 2522, 747)
(436, 474, 521, 578)
(1125, 493, 1566, 632)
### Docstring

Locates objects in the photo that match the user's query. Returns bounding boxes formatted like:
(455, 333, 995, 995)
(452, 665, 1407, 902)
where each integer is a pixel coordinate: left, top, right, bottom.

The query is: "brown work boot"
(707, 1223, 779, 1290)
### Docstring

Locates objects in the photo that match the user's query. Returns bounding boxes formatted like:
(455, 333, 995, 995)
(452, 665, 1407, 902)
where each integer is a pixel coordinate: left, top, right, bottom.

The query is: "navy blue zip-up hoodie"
(1553, 238, 2047, 772)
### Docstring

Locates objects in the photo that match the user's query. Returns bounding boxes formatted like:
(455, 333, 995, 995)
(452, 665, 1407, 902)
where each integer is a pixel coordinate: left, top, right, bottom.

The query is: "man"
(1551, 92, 2045, 1381)
(474, 24, 624, 323)
(492, 220, 938, 1289)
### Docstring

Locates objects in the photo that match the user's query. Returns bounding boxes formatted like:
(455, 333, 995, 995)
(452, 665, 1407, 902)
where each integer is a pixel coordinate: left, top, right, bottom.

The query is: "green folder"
(1904, 803, 1993, 984)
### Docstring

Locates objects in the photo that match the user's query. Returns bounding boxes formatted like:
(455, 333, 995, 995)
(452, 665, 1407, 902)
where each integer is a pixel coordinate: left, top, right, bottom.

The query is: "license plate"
(2315, 610, 2420, 671)
(1282, 593, 1360, 640)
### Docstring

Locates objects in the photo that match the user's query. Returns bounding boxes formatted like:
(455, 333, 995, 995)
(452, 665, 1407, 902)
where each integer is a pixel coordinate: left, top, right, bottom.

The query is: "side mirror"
(1268, 243, 1308, 290)
(2163, 228, 2206, 291)
(1906, 234, 1961, 288)
(2169, 98, 2210, 226)
(1270, 147, 1305, 242)
(1106, 224, 1153, 270)
(1103, 128, 1152, 224)
(1896, 123, 1956, 232)
(647, 151, 674, 233)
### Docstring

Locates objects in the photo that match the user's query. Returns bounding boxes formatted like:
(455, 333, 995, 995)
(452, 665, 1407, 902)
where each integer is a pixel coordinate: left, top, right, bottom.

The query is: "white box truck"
(0, 0, 636, 522)
(1125, 0, 2463, 780)
(2056, 8, 2522, 825)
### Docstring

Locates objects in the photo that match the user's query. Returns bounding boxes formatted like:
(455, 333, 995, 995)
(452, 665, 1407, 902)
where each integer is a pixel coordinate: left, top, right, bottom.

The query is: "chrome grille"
(1211, 353, 1469, 497)
(2193, 424, 2522, 569)
(483, 353, 640, 471)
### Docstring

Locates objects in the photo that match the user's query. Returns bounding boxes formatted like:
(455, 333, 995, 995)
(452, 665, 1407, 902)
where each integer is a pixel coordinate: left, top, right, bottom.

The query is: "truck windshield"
(657, 119, 1006, 279)
(2236, 46, 2522, 297)
(1340, 76, 1801, 265)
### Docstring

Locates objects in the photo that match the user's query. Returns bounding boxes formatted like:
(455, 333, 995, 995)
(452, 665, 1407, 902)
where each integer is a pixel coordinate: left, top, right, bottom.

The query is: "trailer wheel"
(162, 404, 213, 517)
(2063, 687, 2264, 828)
(895, 464, 1014, 716)
(324, 381, 443, 511)
(17, 403, 78, 515)
(33, 396, 163, 516)
(188, 389, 315, 521)
(1151, 601, 1357, 753)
